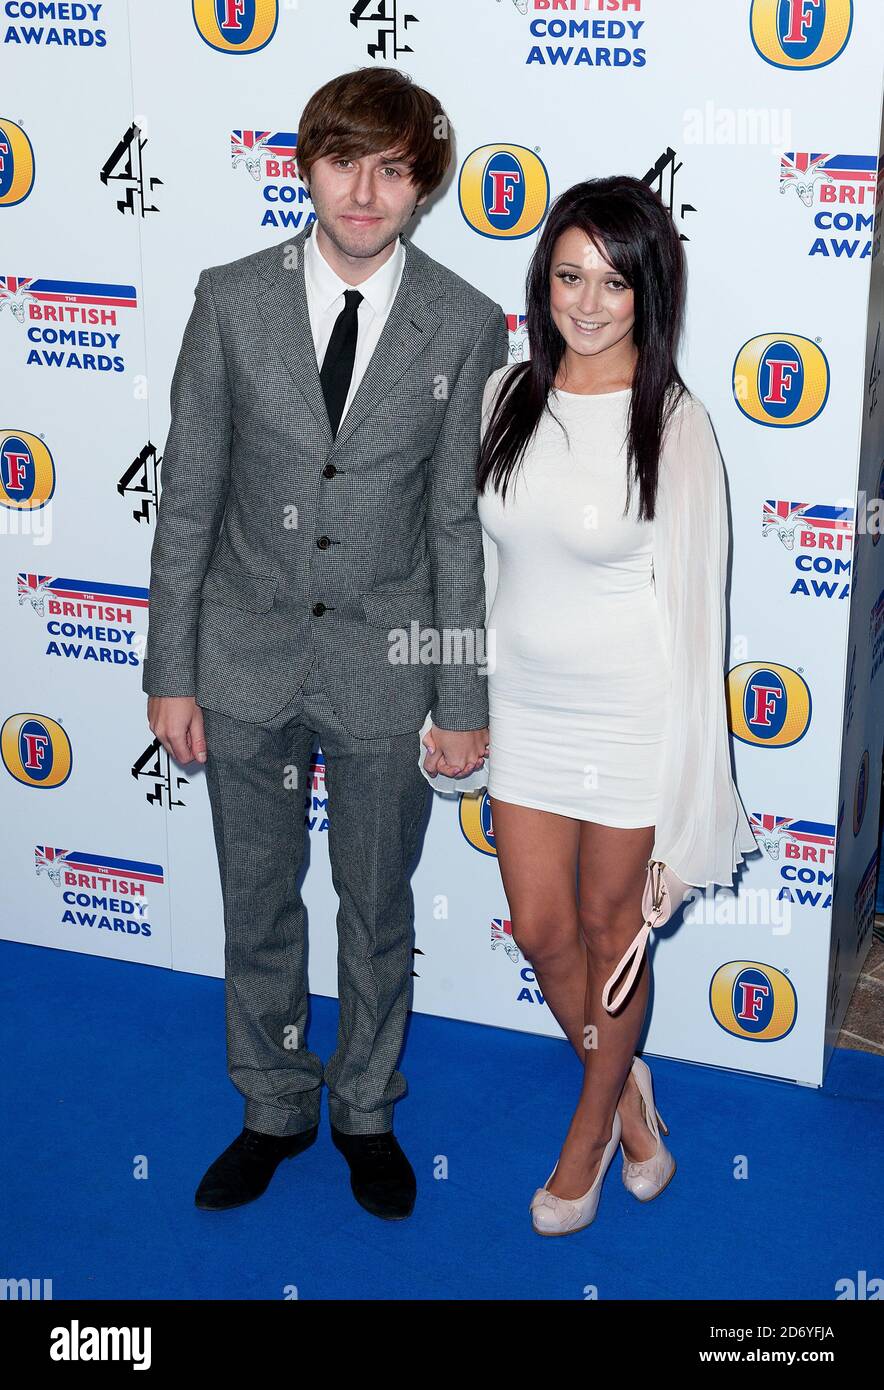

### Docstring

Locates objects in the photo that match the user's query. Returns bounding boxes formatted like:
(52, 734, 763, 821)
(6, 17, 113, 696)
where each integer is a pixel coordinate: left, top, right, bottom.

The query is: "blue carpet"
(2, 939, 882, 1301)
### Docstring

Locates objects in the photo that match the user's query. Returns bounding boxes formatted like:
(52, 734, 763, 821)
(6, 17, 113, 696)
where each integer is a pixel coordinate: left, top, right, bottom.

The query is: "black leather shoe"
(330, 1125, 416, 1220)
(195, 1125, 318, 1210)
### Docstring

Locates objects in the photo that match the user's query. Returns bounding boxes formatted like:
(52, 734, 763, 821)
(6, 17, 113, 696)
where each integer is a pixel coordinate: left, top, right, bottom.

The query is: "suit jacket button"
(322, 463, 337, 478)
(312, 602, 326, 616)
(316, 535, 331, 549)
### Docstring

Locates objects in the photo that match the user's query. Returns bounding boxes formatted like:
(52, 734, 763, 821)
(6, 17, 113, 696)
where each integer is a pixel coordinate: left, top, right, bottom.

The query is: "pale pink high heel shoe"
(530, 1109, 622, 1236)
(619, 1055, 676, 1202)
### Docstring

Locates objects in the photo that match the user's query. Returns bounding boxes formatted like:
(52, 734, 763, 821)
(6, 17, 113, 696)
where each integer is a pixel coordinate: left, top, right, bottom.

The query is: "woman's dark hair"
(477, 175, 687, 521)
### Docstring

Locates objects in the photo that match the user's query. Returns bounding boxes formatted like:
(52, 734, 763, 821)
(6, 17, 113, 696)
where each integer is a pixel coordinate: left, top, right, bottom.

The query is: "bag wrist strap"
(601, 860, 670, 1015)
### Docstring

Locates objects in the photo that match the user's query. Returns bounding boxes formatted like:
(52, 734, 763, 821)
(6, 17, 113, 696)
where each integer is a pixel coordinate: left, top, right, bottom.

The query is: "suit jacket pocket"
(361, 589, 435, 629)
(201, 564, 279, 613)
(388, 388, 443, 417)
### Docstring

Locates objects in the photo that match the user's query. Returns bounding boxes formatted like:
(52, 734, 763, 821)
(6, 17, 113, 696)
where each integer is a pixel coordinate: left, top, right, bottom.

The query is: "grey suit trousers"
(201, 641, 430, 1137)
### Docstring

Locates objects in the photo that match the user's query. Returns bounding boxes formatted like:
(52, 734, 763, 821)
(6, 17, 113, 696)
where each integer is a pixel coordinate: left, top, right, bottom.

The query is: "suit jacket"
(141, 219, 509, 734)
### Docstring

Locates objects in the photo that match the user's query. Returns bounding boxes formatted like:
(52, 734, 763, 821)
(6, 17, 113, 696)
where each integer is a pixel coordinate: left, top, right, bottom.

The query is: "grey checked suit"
(143, 219, 508, 1135)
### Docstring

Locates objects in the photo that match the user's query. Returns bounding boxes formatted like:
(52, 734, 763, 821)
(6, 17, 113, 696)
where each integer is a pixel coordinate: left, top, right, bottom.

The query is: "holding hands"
(421, 725, 490, 779)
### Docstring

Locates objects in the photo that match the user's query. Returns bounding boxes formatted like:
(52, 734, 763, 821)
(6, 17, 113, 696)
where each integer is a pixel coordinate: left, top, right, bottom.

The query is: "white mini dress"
(477, 376, 668, 829)
(458, 362, 759, 891)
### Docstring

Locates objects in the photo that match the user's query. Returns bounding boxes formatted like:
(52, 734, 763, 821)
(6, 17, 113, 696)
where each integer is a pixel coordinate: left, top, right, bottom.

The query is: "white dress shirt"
(304, 225, 406, 425)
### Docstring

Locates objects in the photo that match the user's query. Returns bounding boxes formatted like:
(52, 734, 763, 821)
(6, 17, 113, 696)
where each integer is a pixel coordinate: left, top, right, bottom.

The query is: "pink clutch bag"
(601, 859, 690, 1014)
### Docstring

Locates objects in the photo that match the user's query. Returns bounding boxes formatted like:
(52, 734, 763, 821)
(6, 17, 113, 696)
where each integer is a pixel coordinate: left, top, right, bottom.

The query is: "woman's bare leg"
(545, 821, 656, 1198)
(488, 798, 587, 1052)
(489, 802, 659, 1187)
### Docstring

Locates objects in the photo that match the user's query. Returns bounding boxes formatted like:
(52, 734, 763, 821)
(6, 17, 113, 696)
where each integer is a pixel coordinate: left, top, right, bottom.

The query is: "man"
(143, 67, 508, 1219)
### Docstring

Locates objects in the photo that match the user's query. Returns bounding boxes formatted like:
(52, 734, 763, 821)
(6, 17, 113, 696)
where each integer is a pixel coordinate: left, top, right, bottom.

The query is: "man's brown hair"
(297, 67, 453, 202)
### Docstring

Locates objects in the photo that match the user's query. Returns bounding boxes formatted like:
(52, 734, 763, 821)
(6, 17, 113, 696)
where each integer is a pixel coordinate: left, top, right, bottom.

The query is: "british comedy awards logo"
(761, 500, 853, 600)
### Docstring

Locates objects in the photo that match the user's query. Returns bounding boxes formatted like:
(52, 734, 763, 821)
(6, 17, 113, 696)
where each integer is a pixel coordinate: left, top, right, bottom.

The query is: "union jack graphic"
(231, 130, 298, 181)
(750, 813, 835, 862)
(506, 312, 528, 362)
(35, 845, 70, 887)
(35, 845, 164, 888)
(0, 273, 34, 298)
(17, 573, 53, 609)
(17, 572, 149, 616)
(491, 916, 520, 964)
(0, 273, 35, 323)
(779, 153, 880, 208)
(762, 500, 854, 550)
(0, 273, 137, 321)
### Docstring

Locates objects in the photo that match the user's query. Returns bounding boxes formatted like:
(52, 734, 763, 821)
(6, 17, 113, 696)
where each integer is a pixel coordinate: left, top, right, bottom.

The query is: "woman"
(473, 176, 758, 1235)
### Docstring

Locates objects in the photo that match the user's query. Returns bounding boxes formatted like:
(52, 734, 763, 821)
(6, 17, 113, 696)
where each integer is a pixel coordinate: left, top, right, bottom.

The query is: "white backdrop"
(2, 0, 884, 1087)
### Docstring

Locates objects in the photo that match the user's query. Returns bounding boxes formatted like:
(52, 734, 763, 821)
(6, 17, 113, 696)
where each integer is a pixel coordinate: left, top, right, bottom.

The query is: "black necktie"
(319, 289, 363, 436)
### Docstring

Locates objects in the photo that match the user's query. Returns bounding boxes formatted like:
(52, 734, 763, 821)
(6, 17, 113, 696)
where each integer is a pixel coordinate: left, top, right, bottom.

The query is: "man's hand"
(147, 695, 208, 766)
(422, 725, 489, 779)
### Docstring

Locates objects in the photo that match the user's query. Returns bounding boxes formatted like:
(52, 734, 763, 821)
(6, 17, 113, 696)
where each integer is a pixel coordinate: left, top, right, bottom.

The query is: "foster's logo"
(2, 712, 72, 788)
(727, 662, 812, 747)
(733, 333, 829, 427)
(710, 960, 797, 1041)
(459, 144, 549, 240)
(750, 0, 852, 70)
(193, 0, 278, 53)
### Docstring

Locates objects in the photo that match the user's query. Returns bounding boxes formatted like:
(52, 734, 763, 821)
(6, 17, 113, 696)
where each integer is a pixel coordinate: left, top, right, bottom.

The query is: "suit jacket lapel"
(256, 222, 331, 443)
(256, 220, 444, 453)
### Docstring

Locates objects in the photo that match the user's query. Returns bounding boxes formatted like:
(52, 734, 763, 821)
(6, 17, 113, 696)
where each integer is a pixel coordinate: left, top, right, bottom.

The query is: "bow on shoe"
(530, 1188, 585, 1232)
(601, 859, 690, 1015)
